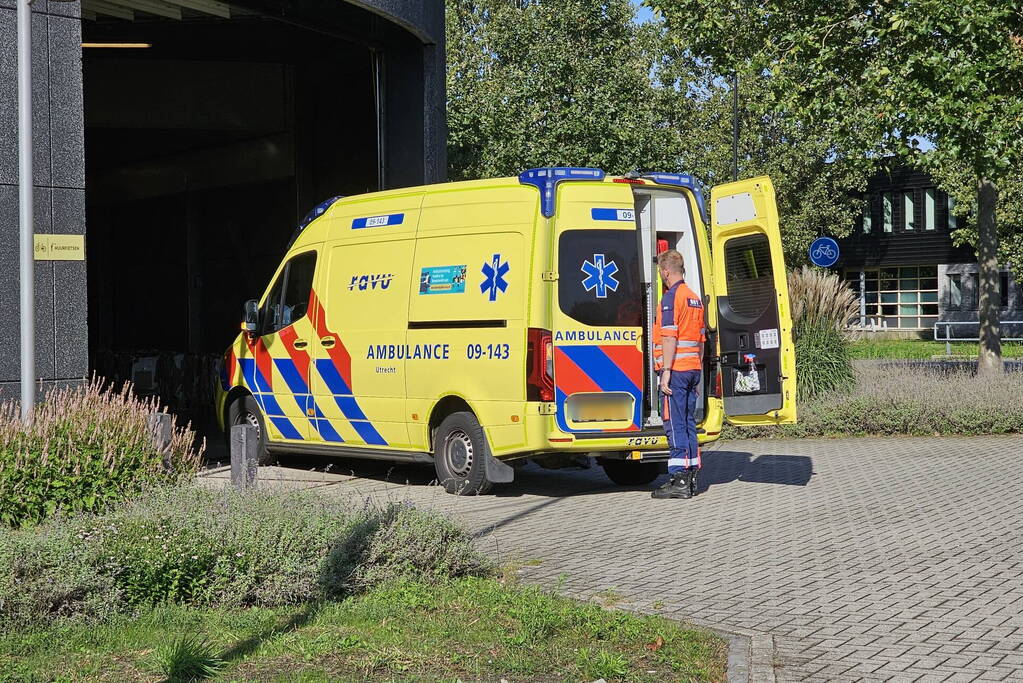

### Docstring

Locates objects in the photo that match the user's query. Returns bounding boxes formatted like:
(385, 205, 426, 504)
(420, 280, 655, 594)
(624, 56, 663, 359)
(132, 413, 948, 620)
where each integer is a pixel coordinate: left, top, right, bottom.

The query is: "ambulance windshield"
(558, 229, 643, 328)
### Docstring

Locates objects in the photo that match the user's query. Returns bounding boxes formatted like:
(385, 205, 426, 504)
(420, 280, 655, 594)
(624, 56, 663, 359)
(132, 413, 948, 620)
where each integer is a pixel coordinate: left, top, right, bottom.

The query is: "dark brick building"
(837, 165, 1022, 337)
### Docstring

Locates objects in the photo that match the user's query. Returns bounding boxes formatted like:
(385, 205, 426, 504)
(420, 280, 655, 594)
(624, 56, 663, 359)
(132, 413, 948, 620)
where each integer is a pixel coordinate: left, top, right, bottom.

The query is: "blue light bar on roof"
(518, 167, 606, 218)
(641, 173, 709, 224)
(299, 195, 344, 231)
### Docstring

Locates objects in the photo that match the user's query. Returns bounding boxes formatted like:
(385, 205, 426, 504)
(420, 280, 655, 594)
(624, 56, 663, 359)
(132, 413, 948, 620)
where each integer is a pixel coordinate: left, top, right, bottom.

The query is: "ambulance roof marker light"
(518, 167, 605, 218)
(287, 195, 344, 249)
(641, 173, 709, 224)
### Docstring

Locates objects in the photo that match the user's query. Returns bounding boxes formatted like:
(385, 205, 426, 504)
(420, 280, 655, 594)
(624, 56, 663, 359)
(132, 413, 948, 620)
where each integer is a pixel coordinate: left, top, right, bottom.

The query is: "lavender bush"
(0, 486, 492, 627)
(724, 362, 1023, 438)
(0, 379, 202, 527)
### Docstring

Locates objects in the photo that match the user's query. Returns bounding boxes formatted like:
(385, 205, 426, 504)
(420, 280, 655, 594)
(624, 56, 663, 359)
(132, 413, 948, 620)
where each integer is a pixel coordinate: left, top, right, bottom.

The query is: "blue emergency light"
(641, 173, 709, 224)
(288, 195, 344, 249)
(518, 167, 606, 218)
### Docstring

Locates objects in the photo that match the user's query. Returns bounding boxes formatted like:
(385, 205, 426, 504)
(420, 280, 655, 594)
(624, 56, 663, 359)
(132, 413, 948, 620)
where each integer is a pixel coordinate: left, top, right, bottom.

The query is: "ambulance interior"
(633, 189, 708, 427)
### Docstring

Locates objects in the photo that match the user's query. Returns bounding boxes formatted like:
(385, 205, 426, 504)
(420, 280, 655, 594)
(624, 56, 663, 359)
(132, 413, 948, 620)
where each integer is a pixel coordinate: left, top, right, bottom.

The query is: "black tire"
(433, 412, 494, 495)
(227, 394, 274, 465)
(600, 459, 662, 486)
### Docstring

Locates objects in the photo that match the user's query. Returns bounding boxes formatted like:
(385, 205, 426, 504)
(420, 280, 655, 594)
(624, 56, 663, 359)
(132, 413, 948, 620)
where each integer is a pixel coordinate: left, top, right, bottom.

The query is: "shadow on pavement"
(697, 450, 814, 493)
(202, 448, 812, 498)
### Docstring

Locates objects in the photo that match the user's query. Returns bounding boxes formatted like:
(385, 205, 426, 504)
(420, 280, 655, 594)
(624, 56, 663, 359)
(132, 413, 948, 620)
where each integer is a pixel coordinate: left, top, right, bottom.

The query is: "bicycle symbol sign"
(808, 237, 840, 268)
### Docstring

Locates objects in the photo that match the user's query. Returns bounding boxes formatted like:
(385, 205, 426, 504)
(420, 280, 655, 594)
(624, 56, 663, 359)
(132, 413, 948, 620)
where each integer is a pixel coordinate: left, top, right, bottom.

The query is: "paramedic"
(651, 249, 705, 500)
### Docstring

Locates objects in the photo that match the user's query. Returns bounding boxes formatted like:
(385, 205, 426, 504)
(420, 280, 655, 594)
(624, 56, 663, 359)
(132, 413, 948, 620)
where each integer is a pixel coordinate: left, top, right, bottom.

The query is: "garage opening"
(83, 1, 397, 435)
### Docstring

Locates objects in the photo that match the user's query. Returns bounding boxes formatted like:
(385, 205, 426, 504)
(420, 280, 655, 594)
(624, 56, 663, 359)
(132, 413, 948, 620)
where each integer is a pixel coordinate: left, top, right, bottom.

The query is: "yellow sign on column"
(33, 235, 85, 261)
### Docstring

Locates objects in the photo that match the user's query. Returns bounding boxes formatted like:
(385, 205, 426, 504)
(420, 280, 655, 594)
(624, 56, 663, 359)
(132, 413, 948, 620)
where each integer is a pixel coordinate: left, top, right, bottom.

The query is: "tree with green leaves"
(446, 0, 869, 263)
(446, 0, 667, 179)
(648, 0, 1023, 374)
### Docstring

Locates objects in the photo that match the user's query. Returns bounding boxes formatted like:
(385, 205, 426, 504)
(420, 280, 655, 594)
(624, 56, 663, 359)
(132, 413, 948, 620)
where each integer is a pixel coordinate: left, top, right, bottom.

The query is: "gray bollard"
(230, 424, 259, 489)
(148, 412, 173, 469)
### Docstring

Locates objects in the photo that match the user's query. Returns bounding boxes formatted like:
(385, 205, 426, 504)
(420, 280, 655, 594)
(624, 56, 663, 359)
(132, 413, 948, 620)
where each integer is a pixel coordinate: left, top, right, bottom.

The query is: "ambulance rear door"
(549, 178, 646, 435)
(709, 177, 796, 425)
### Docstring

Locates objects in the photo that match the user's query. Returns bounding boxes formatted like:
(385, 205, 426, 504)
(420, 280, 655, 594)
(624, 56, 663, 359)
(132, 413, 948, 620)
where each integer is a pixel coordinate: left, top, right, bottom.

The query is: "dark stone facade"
(0, 0, 86, 402)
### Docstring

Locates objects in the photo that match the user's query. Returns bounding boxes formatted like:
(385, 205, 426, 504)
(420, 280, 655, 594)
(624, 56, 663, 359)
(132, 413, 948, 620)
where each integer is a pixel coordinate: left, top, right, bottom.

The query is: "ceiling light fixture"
(81, 42, 153, 48)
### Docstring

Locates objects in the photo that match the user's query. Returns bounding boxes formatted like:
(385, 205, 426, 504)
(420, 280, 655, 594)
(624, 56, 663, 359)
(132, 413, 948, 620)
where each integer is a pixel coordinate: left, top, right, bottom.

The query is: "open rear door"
(710, 177, 796, 425)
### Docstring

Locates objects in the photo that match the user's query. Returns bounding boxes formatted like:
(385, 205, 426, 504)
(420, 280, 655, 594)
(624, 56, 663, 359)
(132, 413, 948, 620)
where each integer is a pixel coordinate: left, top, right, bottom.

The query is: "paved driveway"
(203, 435, 1023, 681)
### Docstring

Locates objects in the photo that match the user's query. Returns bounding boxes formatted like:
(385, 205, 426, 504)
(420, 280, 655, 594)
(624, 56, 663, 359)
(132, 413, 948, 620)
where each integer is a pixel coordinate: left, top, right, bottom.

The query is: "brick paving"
(203, 434, 1023, 681)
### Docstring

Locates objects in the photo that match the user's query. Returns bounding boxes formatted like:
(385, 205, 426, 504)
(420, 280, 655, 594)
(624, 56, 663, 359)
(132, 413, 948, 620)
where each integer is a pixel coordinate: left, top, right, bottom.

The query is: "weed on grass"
(149, 635, 225, 681)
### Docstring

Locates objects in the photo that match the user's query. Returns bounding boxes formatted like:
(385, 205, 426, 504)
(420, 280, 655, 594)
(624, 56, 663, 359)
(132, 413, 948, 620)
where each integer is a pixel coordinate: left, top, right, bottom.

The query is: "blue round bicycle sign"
(809, 237, 840, 268)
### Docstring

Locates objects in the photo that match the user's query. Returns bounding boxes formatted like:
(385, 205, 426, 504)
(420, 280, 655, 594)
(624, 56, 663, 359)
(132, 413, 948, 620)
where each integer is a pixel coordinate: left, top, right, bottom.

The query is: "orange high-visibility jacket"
(653, 280, 705, 372)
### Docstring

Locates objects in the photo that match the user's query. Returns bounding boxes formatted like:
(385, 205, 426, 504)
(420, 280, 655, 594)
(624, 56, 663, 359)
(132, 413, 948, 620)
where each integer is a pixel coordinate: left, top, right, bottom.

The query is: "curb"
(595, 600, 778, 683)
(690, 618, 776, 683)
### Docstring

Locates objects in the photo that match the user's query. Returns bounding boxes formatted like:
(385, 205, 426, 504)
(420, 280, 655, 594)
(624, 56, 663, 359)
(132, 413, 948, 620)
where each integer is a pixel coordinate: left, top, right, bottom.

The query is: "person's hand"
(659, 370, 672, 395)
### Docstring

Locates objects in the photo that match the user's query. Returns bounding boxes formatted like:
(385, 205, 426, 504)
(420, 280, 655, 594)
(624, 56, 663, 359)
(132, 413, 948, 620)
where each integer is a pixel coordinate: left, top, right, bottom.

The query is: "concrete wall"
(0, 0, 86, 402)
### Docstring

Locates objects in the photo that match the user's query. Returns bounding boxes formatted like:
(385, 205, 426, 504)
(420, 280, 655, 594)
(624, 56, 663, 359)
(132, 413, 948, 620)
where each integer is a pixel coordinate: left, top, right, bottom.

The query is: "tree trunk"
(975, 177, 1002, 376)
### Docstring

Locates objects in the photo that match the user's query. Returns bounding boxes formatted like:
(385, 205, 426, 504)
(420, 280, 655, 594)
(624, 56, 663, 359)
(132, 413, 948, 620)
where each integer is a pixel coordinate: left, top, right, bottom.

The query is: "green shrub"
(0, 486, 492, 628)
(723, 362, 1023, 438)
(0, 379, 202, 527)
(794, 319, 855, 401)
(320, 502, 493, 598)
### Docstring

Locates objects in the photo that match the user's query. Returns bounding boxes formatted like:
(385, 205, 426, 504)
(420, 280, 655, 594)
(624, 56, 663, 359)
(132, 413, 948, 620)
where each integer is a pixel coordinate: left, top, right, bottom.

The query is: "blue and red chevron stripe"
(554, 344, 643, 433)
(230, 289, 386, 446)
(308, 291, 386, 445)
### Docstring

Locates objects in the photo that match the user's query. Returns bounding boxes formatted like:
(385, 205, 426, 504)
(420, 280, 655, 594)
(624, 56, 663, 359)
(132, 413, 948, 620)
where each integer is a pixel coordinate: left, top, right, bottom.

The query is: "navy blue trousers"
(662, 369, 701, 474)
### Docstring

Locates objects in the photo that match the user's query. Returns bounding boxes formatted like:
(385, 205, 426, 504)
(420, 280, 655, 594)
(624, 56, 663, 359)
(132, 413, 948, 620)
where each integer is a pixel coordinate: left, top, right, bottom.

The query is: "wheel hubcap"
(444, 429, 474, 477)
(243, 411, 261, 441)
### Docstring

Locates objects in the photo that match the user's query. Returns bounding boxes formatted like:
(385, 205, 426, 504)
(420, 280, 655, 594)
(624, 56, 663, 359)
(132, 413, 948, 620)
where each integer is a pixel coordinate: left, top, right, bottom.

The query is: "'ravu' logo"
(349, 273, 394, 291)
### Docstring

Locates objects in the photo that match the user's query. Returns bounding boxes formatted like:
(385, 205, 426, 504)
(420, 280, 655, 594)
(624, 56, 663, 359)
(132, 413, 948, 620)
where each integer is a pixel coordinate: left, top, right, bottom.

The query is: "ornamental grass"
(0, 378, 202, 527)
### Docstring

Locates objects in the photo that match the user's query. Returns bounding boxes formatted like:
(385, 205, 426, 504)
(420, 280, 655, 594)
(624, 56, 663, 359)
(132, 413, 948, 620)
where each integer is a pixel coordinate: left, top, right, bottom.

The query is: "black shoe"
(651, 471, 692, 499)
(689, 469, 699, 497)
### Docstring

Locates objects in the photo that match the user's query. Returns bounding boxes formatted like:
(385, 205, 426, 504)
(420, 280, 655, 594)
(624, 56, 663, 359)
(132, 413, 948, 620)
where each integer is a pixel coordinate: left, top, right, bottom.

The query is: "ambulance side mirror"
(242, 300, 260, 336)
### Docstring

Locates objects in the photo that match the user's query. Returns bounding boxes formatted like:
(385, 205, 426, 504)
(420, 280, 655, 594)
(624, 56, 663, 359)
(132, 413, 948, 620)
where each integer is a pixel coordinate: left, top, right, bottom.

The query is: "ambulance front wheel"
(600, 459, 662, 486)
(228, 395, 274, 466)
(434, 412, 494, 495)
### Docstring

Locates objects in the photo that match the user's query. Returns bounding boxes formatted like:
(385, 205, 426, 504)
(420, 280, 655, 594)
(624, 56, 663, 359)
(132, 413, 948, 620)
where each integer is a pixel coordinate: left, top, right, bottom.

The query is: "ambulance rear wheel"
(600, 459, 661, 486)
(228, 395, 274, 466)
(434, 412, 493, 495)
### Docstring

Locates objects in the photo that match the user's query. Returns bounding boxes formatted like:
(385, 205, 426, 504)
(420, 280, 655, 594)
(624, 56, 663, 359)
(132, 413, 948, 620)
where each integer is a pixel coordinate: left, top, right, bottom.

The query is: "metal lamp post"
(16, 0, 75, 422)
(17, 0, 35, 422)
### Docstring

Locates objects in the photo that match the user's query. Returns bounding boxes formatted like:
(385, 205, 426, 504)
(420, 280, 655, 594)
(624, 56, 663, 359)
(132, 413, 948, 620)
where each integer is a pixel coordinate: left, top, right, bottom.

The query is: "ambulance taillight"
(526, 328, 555, 402)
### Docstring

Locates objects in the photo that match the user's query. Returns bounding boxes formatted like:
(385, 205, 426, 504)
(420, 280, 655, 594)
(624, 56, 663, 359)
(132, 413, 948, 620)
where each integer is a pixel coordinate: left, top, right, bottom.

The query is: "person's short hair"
(657, 250, 684, 275)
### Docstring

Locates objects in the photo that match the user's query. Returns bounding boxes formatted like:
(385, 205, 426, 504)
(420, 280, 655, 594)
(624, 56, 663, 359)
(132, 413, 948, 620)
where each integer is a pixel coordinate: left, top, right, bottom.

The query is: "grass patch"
(849, 339, 1023, 360)
(0, 578, 727, 682)
(724, 362, 1023, 439)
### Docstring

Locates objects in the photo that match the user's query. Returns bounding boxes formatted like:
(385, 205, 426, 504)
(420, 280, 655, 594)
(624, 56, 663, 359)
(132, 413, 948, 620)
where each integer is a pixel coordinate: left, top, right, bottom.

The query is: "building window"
(947, 274, 962, 310)
(1000, 273, 1009, 308)
(924, 188, 935, 231)
(948, 195, 959, 230)
(862, 197, 872, 233)
(844, 265, 939, 329)
(904, 191, 915, 231)
(883, 193, 893, 233)
(970, 273, 979, 310)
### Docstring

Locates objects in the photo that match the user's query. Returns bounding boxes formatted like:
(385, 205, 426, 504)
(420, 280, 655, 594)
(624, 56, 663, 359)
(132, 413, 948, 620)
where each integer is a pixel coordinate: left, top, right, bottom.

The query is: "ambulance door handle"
(320, 337, 336, 348)
(293, 340, 308, 349)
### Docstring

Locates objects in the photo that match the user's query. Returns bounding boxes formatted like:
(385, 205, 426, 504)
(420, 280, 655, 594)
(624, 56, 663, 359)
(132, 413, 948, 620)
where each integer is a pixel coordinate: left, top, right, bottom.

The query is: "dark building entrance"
(76, 0, 445, 432)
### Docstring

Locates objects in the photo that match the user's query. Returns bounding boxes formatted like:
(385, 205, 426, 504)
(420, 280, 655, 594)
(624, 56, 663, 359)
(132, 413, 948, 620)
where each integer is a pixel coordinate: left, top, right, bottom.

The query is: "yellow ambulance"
(216, 168, 796, 494)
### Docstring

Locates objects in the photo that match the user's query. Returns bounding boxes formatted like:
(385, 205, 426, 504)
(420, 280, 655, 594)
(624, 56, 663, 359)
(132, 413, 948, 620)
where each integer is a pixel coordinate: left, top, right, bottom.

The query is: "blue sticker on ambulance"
(590, 208, 636, 222)
(352, 213, 404, 229)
